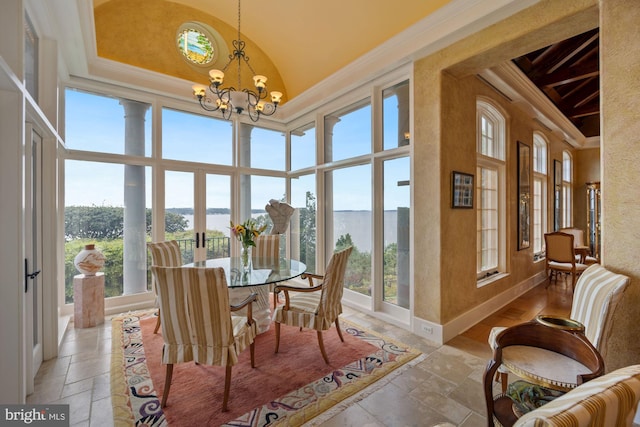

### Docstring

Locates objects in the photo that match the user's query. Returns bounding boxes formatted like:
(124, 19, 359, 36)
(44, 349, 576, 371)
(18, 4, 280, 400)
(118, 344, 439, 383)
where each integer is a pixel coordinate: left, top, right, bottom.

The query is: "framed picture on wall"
(517, 141, 531, 250)
(451, 171, 474, 208)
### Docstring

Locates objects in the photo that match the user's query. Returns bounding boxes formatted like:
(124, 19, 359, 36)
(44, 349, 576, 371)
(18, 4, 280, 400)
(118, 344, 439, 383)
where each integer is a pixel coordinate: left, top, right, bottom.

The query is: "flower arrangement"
(230, 218, 267, 248)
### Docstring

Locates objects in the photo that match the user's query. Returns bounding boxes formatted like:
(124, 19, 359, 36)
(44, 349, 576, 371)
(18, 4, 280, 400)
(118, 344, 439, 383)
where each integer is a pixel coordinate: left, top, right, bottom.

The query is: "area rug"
(111, 309, 422, 426)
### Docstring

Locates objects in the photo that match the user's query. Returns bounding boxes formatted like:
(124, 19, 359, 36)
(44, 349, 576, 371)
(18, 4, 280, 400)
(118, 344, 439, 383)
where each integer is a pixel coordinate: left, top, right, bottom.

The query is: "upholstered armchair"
(272, 246, 353, 364)
(489, 263, 630, 394)
(147, 240, 183, 334)
(151, 266, 257, 411)
(559, 227, 598, 264)
(513, 364, 640, 427)
(544, 231, 589, 290)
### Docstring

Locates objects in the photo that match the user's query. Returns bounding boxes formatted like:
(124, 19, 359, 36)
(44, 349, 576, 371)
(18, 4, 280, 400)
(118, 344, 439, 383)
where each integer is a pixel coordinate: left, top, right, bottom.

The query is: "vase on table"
(241, 243, 253, 275)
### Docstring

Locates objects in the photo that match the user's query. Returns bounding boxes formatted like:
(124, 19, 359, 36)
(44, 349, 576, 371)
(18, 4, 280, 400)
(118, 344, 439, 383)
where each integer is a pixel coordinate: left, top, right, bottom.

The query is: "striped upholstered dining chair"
(151, 266, 257, 412)
(147, 240, 183, 334)
(252, 234, 280, 269)
(272, 246, 353, 364)
(513, 364, 640, 427)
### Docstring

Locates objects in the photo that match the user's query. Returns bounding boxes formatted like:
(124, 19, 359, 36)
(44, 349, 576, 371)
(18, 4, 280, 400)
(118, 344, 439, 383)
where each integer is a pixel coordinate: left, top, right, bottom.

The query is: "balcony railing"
(173, 236, 231, 264)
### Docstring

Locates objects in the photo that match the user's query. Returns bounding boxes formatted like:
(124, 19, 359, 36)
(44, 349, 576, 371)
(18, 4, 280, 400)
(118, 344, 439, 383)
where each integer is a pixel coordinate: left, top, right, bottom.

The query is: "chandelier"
(191, 0, 282, 122)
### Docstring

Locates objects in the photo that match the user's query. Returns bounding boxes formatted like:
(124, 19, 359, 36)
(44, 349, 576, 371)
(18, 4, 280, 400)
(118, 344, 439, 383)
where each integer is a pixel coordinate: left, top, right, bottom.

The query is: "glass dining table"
(184, 256, 307, 333)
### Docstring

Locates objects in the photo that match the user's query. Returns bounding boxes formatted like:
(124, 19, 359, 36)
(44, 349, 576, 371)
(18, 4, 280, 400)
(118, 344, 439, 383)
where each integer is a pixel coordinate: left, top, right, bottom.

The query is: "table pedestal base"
(229, 286, 271, 334)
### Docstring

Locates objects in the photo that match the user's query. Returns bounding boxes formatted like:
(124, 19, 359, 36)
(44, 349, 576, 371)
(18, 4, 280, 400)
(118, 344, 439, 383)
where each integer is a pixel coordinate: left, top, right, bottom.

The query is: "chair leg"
(274, 322, 281, 353)
(153, 309, 161, 334)
(222, 365, 232, 412)
(250, 341, 255, 368)
(317, 330, 329, 364)
(161, 364, 174, 407)
(335, 318, 344, 342)
(500, 372, 508, 394)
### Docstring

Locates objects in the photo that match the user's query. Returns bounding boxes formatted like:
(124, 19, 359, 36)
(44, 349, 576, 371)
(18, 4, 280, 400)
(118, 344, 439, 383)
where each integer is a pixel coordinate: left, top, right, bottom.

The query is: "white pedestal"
(73, 273, 105, 328)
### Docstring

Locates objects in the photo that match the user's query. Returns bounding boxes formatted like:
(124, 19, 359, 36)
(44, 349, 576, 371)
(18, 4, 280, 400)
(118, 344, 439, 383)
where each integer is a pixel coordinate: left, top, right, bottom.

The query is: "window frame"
(532, 133, 548, 259)
(476, 99, 507, 284)
(562, 150, 573, 227)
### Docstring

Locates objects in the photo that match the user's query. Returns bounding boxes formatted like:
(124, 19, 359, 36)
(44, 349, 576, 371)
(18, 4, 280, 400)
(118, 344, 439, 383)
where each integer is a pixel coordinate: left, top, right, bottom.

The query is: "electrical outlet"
(422, 325, 433, 335)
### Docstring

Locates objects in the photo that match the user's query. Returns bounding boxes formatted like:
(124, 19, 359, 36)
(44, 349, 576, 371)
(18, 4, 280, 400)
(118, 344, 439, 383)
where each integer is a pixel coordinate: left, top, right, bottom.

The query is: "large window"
(383, 157, 410, 308)
(291, 122, 316, 170)
(533, 133, 548, 257)
(247, 126, 285, 171)
(383, 81, 410, 149)
(476, 100, 506, 281)
(290, 174, 316, 273)
(563, 150, 573, 227)
(162, 108, 232, 165)
(66, 89, 152, 156)
(328, 164, 372, 296)
(324, 100, 371, 162)
(64, 160, 152, 302)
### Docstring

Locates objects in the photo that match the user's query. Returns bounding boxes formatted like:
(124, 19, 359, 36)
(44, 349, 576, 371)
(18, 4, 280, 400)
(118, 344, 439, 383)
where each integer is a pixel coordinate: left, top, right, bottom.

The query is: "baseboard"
(412, 271, 547, 345)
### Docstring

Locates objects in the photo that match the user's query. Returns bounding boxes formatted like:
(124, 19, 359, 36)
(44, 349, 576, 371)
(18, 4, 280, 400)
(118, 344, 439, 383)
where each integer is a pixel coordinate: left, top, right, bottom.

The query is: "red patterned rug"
(111, 310, 422, 426)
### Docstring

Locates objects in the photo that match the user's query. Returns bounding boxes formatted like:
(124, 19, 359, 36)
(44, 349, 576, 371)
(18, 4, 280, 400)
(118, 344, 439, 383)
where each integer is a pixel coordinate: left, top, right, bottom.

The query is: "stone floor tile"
(312, 403, 385, 427)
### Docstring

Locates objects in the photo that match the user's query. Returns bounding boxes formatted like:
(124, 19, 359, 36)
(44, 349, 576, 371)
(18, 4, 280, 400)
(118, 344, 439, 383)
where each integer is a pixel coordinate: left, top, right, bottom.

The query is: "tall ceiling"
(513, 28, 600, 138)
(92, 0, 452, 101)
(31, 0, 600, 144)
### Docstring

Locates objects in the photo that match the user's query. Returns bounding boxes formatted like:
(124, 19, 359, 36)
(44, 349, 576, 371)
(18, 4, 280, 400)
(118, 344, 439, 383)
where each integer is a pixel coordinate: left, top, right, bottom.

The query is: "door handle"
(196, 232, 200, 248)
(24, 258, 42, 293)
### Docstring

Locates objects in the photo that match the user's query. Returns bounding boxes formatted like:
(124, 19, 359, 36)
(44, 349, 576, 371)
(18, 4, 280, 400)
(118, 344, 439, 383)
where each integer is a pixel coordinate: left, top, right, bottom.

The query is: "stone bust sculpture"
(265, 199, 295, 234)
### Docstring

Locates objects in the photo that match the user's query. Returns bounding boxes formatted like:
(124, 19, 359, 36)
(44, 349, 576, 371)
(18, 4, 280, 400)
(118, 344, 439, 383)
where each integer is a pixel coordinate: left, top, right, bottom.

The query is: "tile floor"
(27, 280, 580, 426)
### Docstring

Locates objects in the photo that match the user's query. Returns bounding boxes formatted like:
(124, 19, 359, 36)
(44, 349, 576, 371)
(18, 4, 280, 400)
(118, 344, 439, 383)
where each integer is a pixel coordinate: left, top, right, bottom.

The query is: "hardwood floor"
(461, 277, 574, 346)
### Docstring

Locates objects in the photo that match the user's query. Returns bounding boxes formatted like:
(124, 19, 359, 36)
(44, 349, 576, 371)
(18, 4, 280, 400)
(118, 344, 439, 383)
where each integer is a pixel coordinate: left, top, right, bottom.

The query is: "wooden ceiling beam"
(533, 58, 598, 88)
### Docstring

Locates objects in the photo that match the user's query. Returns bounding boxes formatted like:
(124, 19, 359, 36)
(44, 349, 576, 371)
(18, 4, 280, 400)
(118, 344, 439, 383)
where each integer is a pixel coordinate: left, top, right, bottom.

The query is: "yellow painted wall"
(599, 0, 640, 371)
(413, 0, 598, 324)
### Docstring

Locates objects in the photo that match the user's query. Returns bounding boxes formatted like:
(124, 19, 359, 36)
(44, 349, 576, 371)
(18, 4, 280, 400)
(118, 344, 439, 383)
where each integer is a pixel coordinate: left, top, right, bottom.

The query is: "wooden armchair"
(484, 320, 605, 427)
(544, 231, 588, 290)
(151, 266, 257, 411)
(489, 263, 630, 394)
(147, 240, 183, 334)
(272, 246, 353, 364)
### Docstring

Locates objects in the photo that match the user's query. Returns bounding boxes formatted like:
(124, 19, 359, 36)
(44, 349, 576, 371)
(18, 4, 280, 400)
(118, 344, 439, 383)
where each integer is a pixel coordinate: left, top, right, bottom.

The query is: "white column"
(121, 100, 150, 295)
(323, 116, 340, 251)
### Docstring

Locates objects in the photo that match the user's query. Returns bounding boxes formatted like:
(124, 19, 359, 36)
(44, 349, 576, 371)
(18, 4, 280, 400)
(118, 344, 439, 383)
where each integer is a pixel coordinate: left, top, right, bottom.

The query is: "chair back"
(317, 246, 353, 322)
(252, 234, 280, 269)
(151, 266, 242, 367)
(151, 265, 193, 365)
(513, 364, 640, 427)
(559, 227, 585, 247)
(544, 232, 576, 264)
(148, 240, 182, 266)
(570, 264, 630, 359)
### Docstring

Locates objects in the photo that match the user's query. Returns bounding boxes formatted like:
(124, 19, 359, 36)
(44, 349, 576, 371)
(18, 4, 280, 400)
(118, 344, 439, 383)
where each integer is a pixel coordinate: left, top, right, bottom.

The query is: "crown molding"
(479, 62, 588, 148)
(282, 0, 539, 122)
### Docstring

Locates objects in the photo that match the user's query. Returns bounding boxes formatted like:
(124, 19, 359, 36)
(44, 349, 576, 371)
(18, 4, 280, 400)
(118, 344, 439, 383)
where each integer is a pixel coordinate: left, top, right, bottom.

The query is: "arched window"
(476, 99, 506, 282)
(533, 133, 548, 257)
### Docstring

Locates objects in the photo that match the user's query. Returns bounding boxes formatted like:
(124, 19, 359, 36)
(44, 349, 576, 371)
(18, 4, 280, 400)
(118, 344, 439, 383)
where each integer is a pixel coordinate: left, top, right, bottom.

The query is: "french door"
(164, 169, 231, 263)
(25, 125, 43, 393)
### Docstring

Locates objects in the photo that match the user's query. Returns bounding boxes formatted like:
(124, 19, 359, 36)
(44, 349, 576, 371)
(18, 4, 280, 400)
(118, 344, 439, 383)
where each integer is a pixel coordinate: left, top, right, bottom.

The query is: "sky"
(64, 87, 409, 212)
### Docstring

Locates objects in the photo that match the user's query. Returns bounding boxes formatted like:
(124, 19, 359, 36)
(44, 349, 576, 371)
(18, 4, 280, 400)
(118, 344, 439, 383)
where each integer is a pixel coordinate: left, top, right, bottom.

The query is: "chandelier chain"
(191, 0, 282, 122)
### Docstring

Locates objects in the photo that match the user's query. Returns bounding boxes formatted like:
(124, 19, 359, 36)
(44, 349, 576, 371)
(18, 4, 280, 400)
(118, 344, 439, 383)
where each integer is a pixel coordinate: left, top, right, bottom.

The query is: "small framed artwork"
(451, 171, 474, 208)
